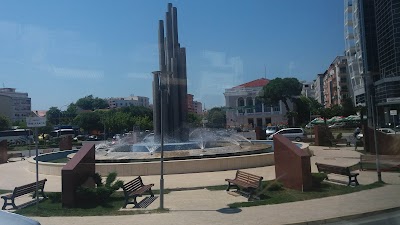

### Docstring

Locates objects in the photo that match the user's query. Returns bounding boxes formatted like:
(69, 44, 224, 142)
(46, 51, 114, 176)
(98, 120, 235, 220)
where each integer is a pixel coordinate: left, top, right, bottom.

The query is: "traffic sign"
(26, 117, 46, 127)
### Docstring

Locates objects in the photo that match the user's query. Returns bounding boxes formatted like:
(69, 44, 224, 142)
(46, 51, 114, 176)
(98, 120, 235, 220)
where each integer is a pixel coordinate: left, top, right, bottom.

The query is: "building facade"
(323, 56, 351, 107)
(0, 88, 31, 122)
(187, 94, 203, 115)
(314, 72, 326, 105)
(373, 0, 400, 126)
(107, 96, 149, 109)
(0, 95, 13, 121)
(301, 81, 316, 99)
(224, 78, 292, 129)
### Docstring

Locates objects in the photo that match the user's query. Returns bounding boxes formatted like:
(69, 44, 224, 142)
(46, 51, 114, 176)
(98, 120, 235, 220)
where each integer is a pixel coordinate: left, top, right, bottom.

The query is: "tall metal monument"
(152, 3, 188, 142)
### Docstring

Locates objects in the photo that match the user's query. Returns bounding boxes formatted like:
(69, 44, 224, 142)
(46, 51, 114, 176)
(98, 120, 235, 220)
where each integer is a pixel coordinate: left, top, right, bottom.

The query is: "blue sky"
(0, 0, 344, 110)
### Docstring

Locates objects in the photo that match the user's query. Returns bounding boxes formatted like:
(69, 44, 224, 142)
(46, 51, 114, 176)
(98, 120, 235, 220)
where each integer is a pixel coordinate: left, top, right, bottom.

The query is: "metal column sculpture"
(152, 3, 188, 142)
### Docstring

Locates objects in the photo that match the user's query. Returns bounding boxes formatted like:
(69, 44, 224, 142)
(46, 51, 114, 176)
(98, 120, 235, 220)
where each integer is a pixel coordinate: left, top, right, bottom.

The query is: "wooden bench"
(315, 163, 359, 186)
(225, 170, 263, 200)
(121, 176, 154, 208)
(1, 179, 47, 210)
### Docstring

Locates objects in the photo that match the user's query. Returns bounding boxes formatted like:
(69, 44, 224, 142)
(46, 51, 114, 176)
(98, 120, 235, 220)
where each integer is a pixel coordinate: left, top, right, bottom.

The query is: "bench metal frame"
(316, 163, 359, 186)
(122, 176, 154, 208)
(225, 170, 263, 200)
(1, 179, 47, 210)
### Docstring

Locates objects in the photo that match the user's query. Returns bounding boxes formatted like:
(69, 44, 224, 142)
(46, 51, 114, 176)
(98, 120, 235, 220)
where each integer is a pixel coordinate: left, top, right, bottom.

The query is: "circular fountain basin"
(27, 140, 310, 176)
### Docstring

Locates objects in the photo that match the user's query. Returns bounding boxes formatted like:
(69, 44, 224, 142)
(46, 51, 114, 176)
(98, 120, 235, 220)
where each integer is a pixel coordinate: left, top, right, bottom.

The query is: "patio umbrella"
(310, 117, 325, 124)
(344, 115, 361, 121)
(327, 116, 345, 123)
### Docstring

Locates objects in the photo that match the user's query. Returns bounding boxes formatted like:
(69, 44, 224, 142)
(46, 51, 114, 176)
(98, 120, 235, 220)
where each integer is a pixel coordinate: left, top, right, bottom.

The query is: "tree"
(342, 97, 356, 116)
(73, 111, 103, 132)
(260, 77, 302, 127)
(0, 114, 11, 131)
(46, 107, 61, 125)
(206, 107, 226, 128)
(76, 95, 108, 111)
(187, 112, 202, 128)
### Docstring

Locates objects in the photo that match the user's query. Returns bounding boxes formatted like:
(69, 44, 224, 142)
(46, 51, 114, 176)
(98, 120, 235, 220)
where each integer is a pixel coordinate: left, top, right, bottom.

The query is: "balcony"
(345, 19, 353, 26)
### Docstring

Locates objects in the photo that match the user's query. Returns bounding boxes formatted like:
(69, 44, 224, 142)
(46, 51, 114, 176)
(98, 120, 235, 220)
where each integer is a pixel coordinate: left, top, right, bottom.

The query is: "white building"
(107, 96, 149, 109)
(301, 81, 316, 98)
(224, 78, 293, 129)
(344, 0, 366, 106)
(0, 88, 31, 122)
(314, 72, 326, 105)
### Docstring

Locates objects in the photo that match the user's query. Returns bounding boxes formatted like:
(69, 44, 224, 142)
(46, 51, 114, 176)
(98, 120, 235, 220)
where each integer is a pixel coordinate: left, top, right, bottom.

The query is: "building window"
(263, 104, 271, 113)
(273, 104, 280, 112)
(246, 97, 253, 114)
(237, 97, 244, 114)
(255, 98, 262, 113)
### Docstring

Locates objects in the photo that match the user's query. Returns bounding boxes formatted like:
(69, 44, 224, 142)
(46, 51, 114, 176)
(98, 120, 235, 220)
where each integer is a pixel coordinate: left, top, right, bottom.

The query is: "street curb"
(286, 206, 400, 225)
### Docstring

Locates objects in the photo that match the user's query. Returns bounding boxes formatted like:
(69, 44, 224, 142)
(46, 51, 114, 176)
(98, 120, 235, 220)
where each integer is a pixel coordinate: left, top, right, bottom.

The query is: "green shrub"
(266, 181, 284, 191)
(75, 172, 124, 206)
(336, 132, 342, 140)
(311, 173, 327, 188)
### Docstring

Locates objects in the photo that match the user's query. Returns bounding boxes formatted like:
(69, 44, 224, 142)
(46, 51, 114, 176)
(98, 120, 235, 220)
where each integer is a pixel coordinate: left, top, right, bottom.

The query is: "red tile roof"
(233, 78, 269, 88)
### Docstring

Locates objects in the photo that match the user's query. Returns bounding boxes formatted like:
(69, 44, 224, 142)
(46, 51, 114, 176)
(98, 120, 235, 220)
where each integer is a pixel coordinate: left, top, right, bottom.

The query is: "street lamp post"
(370, 86, 382, 182)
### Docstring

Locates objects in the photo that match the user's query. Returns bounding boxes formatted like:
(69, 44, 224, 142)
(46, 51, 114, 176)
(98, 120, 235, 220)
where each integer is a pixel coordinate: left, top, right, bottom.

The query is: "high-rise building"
(373, 0, 400, 126)
(0, 88, 31, 122)
(344, 0, 379, 106)
(323, 56, 350, 108)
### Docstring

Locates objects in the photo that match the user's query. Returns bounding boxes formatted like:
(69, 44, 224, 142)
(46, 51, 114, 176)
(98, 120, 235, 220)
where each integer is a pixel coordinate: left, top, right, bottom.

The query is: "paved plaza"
(1, 146, 400, 225)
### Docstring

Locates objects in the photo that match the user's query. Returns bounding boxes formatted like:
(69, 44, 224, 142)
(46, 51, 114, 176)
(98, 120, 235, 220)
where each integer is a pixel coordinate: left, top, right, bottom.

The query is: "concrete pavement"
(0, 145, 399, 225)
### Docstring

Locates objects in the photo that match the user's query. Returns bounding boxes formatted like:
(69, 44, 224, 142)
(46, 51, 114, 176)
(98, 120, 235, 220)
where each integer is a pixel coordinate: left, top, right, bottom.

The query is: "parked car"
(377, 128, 397, 134)
(0, 210, 41, 225)
(305, 123, 314, 129)
(87, 135, 98, 141)
(268, 128, 307, 142)
(265, 126, 278, 135)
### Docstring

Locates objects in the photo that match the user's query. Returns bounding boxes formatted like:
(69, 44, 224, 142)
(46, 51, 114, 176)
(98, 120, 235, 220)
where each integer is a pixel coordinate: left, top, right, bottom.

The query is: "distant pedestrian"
(353, 127, 361, 150)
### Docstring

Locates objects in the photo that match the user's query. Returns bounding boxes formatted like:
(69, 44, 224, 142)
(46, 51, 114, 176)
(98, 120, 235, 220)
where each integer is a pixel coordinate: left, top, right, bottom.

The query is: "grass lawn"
(225, 181, 384, 208)
(0, 189, 11, 195)
(15, 181, 384, 216)
(16, 191, 169, 217)
(16, 189, 171, 217)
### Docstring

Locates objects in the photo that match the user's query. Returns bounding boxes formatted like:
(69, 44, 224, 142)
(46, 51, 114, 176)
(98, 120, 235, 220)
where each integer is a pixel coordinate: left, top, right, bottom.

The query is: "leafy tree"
(206, 107, 226, 128)
(73, 111, 103, 132)
(12, 120, 27, 129)
(0, 114, 11, 131)
(76, 95, 108, 111)
(342, 97, 356, 116)
(260, 77, 302, 127)
(318, 107, 334, 125)
(46, 107, 61, 125)
(187, 112, 202, 128)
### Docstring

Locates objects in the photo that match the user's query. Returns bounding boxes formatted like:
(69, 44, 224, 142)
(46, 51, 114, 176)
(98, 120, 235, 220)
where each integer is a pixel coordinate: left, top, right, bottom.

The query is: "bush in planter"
(266, 181, 284, 191)
(311, 173, 328, 188)
(336, 132, 343, 140)
(76, 172, 124, 206)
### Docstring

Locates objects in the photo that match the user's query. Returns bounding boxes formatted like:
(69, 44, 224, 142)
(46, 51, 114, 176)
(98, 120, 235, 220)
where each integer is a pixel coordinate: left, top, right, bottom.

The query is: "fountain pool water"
(28, 129, 309, 177)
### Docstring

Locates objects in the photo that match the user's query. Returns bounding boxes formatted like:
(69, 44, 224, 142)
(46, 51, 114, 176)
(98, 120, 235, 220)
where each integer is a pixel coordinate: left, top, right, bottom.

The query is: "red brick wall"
(274, 134, 312, 191)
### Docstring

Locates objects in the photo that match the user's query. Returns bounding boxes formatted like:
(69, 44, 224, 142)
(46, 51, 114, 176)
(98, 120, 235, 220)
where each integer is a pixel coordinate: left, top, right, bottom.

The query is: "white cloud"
(40, 65, 104, 79)
(126, 72, 152, 80)
(192, 50, 244, 108)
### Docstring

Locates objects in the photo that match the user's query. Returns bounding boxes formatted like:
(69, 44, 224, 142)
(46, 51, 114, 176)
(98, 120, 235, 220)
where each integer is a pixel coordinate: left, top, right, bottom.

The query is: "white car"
(377, 128, 397, 134)
(0, 210, 41, 225)
(268, 128, 307, 142)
